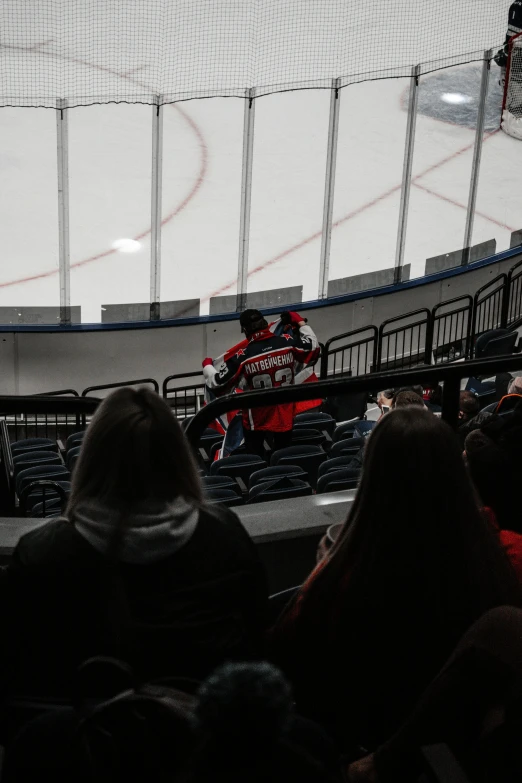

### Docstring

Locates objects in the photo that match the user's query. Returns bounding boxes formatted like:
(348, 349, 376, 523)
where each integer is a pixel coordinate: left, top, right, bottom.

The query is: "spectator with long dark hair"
(0, 388, 267, 698)
(269, 408, 521, 753)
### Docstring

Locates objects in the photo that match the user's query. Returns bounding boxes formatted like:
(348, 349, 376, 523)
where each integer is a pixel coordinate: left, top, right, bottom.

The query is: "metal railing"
(185, 353, 522, 448)
(162, 371, 206, 420)
(507, 259, 522, 328)
(471, 274, 508, 355)
(431, 295, 473, 365)
(320, 327, 378, 379)
(81, 378, 159, 397)
(376, 309, 432, 371)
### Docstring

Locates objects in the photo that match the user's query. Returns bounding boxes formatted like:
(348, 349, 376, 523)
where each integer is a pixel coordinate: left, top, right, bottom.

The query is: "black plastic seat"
(11, 438, 58, 457)
(13, 450, 62, 474)
(270, 445, 326, 490)
(248, 477, 313, 504)
(329, 436, 365, 458)
(66, 445, 82, 471)
(30, 497, 63, 518)
(291, 428, 326, 447)
(202, 475, 241, 496)
(16, 464, 70, 497)
(66, 431, 86, 451)
(318, 456, 359, 478)
(206, 488, 244, 507)
(198, 428, 224, 462)
(249, 464, 307, 489)
(23, 480, 72, 514)
(317, 468, 359, 494)
(293, 412, 336, 440)
(210, 453, 267, 492)
(332, 421, 360, 442)
(475, 328, 518, 358)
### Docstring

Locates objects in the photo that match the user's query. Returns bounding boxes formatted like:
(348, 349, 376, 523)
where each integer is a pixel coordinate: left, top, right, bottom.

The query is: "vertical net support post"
(318, 78, 341, 300)
(501, 32, 522, 139)
(56, 98, 71, 326)
(462, 50, 492, 264)
(150, 95, 164, 321)
(237, 88, 256, 314)
(394, 64, 420, 286)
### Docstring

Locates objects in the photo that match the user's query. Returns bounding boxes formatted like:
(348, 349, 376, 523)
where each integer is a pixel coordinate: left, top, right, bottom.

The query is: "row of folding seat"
(10, 431, 86, 517)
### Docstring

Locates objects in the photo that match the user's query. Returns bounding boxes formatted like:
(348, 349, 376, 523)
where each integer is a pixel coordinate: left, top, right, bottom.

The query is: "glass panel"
(161, 98, 243, 317)
(0, 108, 59, 322)
(473, 71, 518, 256)
(329, 79, 409, 294)
(248, 90, 330, 305)
(404, 63, 483, 279)
(69, 105, 151, 324)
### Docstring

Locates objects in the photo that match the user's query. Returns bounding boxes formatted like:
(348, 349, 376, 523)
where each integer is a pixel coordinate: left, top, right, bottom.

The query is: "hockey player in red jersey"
(202, 308, 320, 457)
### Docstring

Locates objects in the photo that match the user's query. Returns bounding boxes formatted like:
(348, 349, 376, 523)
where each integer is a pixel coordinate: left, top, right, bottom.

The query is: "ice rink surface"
(0, 4, 520, 323)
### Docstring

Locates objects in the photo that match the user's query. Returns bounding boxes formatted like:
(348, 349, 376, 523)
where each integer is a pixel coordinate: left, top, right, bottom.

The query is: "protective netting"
(0, 0, 510, 107)
(502, 32, 522, 138)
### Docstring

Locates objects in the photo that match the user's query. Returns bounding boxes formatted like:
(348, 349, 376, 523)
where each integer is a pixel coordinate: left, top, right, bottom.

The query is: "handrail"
(162, 371, 202, 398)
(33, 388, 80, 397)
(0, 395, 100, 415)
(82, 378, 159, 397)
(0, 419, 14, 488)
(185, 353, 522, 447)
(320, 326, 378, 379)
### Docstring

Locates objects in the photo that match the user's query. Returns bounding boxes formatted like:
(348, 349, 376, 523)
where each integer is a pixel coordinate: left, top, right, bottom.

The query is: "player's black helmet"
(239, 309, 267, 334)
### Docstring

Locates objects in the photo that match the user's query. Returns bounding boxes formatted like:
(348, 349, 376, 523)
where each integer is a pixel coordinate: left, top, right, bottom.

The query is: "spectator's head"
(300, 408, 520, 643)
(186, 662, 329, 783)
(459, 390, 480, 422)
(240, 308, 268, 337)
(465, 412, 522, 533)
(508, 376, 522, 396)
(391, 390, 425, 409)
(67, 387, 202, 516)
(377, 389, 394, 411)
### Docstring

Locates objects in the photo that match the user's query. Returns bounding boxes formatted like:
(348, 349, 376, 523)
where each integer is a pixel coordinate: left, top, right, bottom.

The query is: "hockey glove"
(280, 311, 305, 327)
(494, 47, 508, 67)
(202, 357, 214, 368)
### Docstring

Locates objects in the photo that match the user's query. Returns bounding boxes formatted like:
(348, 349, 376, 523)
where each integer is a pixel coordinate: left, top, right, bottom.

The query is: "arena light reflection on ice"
(441, 92, 473, 105)
(111, 238, 141, 253)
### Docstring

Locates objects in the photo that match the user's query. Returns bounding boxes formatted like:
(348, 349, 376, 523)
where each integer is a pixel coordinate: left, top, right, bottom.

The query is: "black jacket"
(0, 505, 267, 698)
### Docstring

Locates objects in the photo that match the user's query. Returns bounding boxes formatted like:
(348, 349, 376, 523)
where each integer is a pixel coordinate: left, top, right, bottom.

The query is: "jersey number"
(252, 368, 293, 389)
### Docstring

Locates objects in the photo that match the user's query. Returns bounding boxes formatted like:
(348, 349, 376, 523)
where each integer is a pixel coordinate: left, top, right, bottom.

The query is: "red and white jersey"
(203, 325, 319, 432)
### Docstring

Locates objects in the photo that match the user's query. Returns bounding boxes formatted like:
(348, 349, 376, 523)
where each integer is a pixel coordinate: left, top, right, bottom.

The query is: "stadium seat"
(475, 328, 518, 359)
(270, 445, 326, 489)
(332, 420, 359, 442)
(13, 450, 61, 474)
(11, 437, 58, 457)
(66, 431, 86, 451)
(30, 497, 63, 518)
(16, 464, 70, 497)
(210, 453, 267, 492)
(248, 477, 313, 504)
(329, 436, 365, 458)
(66, 445, 82, 471)
(19, 479, 70, 516)
(293, 412, 336, 440)
(317, 468, 359, 494)
(249, 464, 307, 488)
(23, 480, 72, 514)
(291, 428, 326, 447)
(205, 488, 244, 507)
(198, 428, 224, 462)
(318, 456, 360, 478)
(202, 475, 242, 496)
